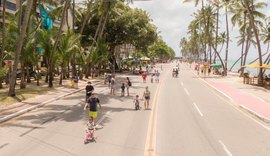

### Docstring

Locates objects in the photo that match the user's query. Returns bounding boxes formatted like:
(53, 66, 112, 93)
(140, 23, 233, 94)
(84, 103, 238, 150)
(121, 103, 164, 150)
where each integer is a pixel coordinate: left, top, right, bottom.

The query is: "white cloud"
(131, 0, 198, 56)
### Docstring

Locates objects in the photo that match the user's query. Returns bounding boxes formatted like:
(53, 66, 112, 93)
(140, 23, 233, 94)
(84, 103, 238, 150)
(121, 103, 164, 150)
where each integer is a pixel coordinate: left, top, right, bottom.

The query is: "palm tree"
(8, 0, 34, 96)
(57, 29, 80, 85)
(242, 0, 266, 83)
(48, 0, 71, 87)
(0, 0, 6, 89)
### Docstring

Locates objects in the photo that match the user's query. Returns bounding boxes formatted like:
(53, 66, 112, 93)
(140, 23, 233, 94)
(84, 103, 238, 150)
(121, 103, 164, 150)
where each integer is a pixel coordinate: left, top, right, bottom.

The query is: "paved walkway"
(199, 71, 270, 122)
(0, 77, 103, 123)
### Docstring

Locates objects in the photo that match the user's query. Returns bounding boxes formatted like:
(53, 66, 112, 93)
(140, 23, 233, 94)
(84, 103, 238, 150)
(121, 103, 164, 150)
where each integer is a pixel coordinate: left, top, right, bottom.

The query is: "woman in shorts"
(142, 86, 151, 109)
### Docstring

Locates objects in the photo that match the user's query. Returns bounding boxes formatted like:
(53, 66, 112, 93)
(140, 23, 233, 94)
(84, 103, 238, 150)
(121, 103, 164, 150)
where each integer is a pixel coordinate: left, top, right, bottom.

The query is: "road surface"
(1, 63, 270, 156)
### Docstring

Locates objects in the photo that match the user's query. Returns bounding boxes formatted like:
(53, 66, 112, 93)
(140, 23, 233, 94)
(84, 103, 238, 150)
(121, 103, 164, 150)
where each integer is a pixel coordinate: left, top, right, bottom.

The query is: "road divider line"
(193, 102, 203, 116)
(144, 70, 167, 156)
(184, 88, 190, 95)
(219, 140, 233, 156)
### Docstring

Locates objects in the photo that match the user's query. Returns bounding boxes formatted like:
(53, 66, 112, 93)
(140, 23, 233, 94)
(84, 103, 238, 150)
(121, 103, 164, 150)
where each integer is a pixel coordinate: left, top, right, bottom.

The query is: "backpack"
(128, 81, 132, 86)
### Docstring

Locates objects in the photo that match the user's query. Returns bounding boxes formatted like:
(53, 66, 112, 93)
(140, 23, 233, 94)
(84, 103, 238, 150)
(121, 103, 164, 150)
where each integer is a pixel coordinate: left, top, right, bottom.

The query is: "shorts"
(89, 111, 97, 119)
(145, 96, 150, 100)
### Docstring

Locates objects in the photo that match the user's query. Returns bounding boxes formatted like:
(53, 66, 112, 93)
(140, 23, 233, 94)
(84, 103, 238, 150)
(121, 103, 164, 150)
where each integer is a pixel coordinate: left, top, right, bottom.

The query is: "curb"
(0, 81, 103, 124)
(191, 70, 270, 123)
(240, 105, 270, 123)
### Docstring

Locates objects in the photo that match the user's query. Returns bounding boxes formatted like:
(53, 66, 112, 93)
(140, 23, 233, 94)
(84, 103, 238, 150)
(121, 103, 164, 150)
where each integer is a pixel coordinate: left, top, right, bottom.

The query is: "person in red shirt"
(142, 72, 147, 83)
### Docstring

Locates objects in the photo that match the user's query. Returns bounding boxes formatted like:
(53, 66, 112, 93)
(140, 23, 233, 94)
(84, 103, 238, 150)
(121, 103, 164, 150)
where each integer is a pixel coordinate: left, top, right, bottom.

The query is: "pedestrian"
(85, 81, 94, 102)
(74, 76, 79, 89)
(142, 86, 151, 109)
(110, 75, 115, 95)
(71, 77, 75, 88)
(134, 95, 140, 110)
(155, 70, 160, 83)
(151, 73, 154, 83)
(142, 72, 147, 83)
(104, 73, 108, 84)
(126, 77, 131, 96)
(84, 93, 101, 126)
(108, 73, 112, 88)
(121, 83, 125, 96)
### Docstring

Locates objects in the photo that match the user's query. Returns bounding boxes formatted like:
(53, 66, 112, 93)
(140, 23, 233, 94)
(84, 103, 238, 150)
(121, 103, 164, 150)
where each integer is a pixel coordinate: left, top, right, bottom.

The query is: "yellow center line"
(144, 69, 167, 156)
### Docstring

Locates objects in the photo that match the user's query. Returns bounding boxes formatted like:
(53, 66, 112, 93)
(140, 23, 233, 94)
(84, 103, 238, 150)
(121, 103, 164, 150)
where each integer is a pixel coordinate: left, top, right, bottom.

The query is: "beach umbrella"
(210, 63, 222, 69)
(244, 62, 264, 68)
(261, 64, 270, 69)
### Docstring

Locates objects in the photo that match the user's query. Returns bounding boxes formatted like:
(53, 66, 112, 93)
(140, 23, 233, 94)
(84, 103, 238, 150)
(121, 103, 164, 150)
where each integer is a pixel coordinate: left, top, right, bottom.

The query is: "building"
(0, 0, 18, 24)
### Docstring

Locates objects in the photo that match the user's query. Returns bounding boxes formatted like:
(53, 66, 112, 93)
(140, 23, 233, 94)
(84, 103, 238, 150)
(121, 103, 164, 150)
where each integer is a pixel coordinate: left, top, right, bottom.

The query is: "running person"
(84, 93, 101, 125)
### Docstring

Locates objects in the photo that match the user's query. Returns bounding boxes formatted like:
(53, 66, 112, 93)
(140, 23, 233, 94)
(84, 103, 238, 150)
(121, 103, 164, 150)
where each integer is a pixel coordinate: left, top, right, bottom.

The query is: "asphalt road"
(1, 63, 270, 156)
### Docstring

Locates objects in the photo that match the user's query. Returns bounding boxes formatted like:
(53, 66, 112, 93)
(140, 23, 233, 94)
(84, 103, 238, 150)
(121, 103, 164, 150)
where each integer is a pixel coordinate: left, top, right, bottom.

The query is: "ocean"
(216, 59, 270, 75)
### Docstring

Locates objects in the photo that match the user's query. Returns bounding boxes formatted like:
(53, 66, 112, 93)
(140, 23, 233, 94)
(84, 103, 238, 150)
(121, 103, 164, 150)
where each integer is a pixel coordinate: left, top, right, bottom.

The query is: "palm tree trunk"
(20, 63, 26, 89)
(214, 5, 219, 63)
(36, 64, 40, 86)
(79, 0, 94, 34)
(224, 7, 229, 76)
(240, 13, 247, 67)
(26, 65, 31, 83)
(243, 0, 263, 84)
(8, 0, 33, 96)
(0, 0, 7, 89)
(48, 0, 70, 87)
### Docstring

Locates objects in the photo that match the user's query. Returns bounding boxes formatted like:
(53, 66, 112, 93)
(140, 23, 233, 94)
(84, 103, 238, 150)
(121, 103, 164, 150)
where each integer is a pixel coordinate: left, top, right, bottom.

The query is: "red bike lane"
(206, 79, 270, 122)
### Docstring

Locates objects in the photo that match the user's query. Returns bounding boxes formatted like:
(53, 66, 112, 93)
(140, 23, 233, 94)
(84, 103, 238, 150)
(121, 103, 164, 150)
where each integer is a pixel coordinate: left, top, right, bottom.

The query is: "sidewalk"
(201, 72, 270, 122)
(0, 70, 152, 124)
(0, 77, 103, 123)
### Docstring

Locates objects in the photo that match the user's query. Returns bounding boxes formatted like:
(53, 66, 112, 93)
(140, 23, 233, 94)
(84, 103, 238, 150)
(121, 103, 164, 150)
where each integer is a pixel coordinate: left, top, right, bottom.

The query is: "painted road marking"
(144, 69, 167, 156)
(184, 88, 190, 95)
(219, 140, 233, 156)
(193, 102, 203, 116)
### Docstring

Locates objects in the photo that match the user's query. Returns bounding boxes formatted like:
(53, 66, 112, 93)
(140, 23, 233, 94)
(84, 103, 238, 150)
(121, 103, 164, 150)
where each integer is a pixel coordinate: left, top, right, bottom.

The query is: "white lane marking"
(191, 69, 270, 131)
(219, 140, 233, 156)
(193, 102, 203, 116)
(181, 82, 184, 86)
(184, 88, 190, 95)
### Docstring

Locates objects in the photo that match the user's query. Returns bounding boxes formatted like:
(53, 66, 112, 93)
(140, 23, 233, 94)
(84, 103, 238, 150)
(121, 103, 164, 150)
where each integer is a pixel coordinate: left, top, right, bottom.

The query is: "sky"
(131, 0, 270, 60)
(75, 0, 270, 62)
(130, 0, 197, 57)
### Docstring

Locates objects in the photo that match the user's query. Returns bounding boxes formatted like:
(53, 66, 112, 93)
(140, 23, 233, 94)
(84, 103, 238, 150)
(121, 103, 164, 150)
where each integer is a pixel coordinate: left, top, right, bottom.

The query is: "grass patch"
(0, 87, 51, 107)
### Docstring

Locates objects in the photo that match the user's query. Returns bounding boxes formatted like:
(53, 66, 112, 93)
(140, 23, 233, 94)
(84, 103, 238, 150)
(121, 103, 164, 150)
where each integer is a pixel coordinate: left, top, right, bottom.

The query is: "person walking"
(84, 93, 101, 126)
(108, 73, 112, 88)
(74, 76, 79, 89)
(85, 81, 94, 102)
(126, 77, 131, 96)
(155, 70, 160, 83)
(142, 86, 151, 109)
(142, 72, 147, 83)
(134, 95, 140, 110)
(110, 75, 116, 95)
(121, 83, 125, 96)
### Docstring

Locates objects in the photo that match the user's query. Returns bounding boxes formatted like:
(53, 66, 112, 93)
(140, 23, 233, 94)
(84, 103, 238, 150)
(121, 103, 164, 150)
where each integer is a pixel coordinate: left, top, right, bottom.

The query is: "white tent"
(140, 56, 150, 61)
